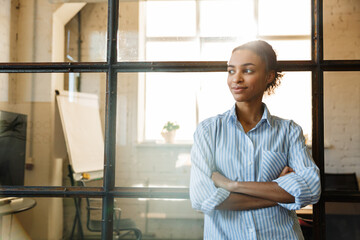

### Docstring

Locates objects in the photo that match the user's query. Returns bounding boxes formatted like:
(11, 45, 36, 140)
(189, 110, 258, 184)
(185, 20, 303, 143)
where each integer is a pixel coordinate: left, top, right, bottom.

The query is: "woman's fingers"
(279, 166, 295, 177)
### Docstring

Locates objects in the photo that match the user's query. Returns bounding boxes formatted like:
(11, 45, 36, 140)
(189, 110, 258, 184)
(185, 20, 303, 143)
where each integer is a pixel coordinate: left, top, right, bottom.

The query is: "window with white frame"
(141, 0, 312, 143)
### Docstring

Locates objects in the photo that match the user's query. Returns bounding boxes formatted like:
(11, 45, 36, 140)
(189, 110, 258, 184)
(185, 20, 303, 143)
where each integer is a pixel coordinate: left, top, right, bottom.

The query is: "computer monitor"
(0, 110, 27, 186)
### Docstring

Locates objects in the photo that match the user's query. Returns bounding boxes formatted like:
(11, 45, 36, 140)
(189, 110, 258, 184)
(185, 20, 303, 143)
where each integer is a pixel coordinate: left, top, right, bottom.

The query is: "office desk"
(296, 205, 313, 216)
(0, 198, 36, 239)
(0, 198, 36, 216)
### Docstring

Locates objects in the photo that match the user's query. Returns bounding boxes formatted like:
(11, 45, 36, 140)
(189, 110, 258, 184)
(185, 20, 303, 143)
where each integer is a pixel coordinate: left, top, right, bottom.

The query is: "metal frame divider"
(312, 0, 326, 238)
(1, 0, 360, 239)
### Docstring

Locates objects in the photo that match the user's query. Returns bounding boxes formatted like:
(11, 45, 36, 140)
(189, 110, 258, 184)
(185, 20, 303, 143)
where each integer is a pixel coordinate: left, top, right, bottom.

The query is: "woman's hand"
(212, 172, 234, 191)
(279, 166, 295, 177)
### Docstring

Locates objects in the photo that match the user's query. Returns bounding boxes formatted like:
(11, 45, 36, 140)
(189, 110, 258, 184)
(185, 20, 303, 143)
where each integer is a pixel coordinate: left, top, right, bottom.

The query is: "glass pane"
(0, 1, 107, 62)
(266, 39, 311, 60)
(263, 72, 312, 142)
(323, 0, 360, 60)
(146, 41, 199, 61)
(258, 0, 311, 36)
(145, 1, 196, 37)
(118, 0, 311, 61)
(325, 202, 360, 239)
(200, 41, 241, 61)
(324, 72, 360, 176)
(0, 73, 105, 187)
(199, 0, 255, 38)
(114, 198, 203, 239)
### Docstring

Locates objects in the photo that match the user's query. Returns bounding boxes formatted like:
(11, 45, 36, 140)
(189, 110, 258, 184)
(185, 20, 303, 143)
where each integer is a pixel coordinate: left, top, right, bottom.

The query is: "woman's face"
(227, 49, 273, 104)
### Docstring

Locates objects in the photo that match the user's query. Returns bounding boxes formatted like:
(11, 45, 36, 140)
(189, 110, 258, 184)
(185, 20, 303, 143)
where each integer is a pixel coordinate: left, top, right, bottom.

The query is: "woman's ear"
(266, 71, 275, 85)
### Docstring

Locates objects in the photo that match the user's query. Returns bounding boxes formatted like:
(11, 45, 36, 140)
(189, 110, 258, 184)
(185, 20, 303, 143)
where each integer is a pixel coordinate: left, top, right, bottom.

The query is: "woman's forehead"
(228, 49, 264, 66)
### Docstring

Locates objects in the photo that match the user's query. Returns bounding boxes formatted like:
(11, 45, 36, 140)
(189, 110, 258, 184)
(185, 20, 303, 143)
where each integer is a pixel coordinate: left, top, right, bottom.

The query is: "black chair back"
(325, 173, 359, 191)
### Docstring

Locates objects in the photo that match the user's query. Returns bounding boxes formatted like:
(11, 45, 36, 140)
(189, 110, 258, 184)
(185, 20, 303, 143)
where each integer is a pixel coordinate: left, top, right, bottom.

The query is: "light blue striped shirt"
(190, 104, 321, 240)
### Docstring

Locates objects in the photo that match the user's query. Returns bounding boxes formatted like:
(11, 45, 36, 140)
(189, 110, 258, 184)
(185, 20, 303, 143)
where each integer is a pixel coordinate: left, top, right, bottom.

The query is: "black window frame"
(1, 0, 360, 239)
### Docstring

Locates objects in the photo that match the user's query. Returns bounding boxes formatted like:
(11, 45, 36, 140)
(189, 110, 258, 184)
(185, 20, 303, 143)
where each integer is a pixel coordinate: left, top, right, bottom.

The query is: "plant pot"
(161, 131, 176, 143)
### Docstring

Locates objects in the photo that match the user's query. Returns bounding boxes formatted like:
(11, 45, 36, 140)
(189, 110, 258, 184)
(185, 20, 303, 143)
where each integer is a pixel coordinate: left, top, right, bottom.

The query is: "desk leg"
(1, 215, 12, 240)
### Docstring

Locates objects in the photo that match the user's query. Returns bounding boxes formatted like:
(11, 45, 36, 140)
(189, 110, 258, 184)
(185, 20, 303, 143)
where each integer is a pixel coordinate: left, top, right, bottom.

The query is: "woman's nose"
(232, 73, 243, 83)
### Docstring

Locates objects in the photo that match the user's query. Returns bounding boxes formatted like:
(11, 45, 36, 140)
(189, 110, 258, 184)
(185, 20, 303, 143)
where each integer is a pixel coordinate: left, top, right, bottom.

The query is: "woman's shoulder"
(271, 115, 303, 132)
(197, 109, 233, 130)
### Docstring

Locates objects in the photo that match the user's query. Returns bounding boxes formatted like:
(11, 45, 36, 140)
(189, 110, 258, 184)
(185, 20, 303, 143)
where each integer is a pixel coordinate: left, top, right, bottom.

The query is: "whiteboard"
(56, 91, 104, 181)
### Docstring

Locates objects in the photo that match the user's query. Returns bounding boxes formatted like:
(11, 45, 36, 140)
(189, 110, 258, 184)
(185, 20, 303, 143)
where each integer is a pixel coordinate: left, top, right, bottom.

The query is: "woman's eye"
(228, 69, 235, 74)
(243, 69, 254, 74)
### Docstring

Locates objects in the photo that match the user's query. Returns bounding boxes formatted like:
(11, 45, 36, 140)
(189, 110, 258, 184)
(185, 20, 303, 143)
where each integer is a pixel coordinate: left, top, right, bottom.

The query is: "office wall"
(0, 0, 359, 239)
(323, 0, 360, 182)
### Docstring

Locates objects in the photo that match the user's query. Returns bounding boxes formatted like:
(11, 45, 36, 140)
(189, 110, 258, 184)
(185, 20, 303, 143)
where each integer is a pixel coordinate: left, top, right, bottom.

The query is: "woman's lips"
(232, 86, 247, 93)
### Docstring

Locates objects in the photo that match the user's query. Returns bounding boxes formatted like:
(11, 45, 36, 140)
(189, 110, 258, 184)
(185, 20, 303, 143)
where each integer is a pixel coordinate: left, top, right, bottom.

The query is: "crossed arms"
(189, 121, 321, 215)
(212, 167, 295, 211)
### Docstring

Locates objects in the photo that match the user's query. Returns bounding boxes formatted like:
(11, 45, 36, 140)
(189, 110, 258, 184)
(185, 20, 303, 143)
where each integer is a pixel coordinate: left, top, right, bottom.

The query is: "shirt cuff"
(200, 187, 230, 215)
(273, 173, 311, 210)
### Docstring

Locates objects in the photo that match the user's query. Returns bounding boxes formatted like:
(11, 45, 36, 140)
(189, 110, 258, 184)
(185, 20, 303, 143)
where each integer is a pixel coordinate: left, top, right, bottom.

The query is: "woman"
(190, 40, 320, 239)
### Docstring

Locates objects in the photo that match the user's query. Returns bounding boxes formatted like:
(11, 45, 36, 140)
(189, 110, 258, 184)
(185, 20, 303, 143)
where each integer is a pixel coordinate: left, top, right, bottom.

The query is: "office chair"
(68, 165, 142, 240)
(79, 180, 142, 240)
(81, 185, 142, 240)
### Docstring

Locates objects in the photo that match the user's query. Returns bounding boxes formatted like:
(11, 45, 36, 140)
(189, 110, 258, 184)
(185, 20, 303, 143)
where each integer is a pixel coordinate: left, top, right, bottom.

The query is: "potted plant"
(161, 121, 180, 143)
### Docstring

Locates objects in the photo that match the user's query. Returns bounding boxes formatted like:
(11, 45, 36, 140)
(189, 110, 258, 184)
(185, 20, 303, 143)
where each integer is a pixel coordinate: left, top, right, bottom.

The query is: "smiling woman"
(189, 40, 321, 240)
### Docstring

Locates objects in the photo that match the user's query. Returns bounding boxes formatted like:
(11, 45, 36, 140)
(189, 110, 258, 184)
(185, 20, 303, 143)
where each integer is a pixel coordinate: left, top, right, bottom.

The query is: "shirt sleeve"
(189, 122, 230, 216)
(273, 121, 321, 210)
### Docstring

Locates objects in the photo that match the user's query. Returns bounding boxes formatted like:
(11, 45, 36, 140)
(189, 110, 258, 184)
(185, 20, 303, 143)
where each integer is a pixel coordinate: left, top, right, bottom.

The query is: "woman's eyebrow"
(242, 63, 255, 67)
(227, 63, 255, 68)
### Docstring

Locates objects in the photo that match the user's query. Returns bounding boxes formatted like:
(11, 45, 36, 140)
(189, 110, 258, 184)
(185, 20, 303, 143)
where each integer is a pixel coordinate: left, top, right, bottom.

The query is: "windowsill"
(135, 140, 193, 148)
(306, 141, 332, 149)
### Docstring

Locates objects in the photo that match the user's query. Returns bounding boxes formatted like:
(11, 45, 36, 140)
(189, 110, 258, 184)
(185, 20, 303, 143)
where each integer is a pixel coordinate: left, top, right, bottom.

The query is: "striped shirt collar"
(228, 103, 273, 128)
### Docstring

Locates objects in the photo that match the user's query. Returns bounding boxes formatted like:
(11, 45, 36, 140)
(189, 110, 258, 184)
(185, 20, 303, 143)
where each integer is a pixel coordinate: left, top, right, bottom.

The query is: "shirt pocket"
(261, 150, 288, 182)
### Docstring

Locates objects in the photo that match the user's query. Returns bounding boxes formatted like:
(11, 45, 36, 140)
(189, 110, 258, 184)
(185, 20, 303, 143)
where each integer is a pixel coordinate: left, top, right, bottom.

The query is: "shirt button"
(248, 161, 253, 166)
(249, 228, 255, 233)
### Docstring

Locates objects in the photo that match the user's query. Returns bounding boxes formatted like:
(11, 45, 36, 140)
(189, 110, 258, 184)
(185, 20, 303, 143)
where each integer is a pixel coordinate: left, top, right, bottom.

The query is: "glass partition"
(0, 1, 107, 63)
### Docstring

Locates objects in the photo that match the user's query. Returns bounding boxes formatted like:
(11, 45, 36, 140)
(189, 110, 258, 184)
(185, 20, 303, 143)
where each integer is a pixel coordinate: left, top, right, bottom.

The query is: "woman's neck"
(235, 101, 264, 133)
